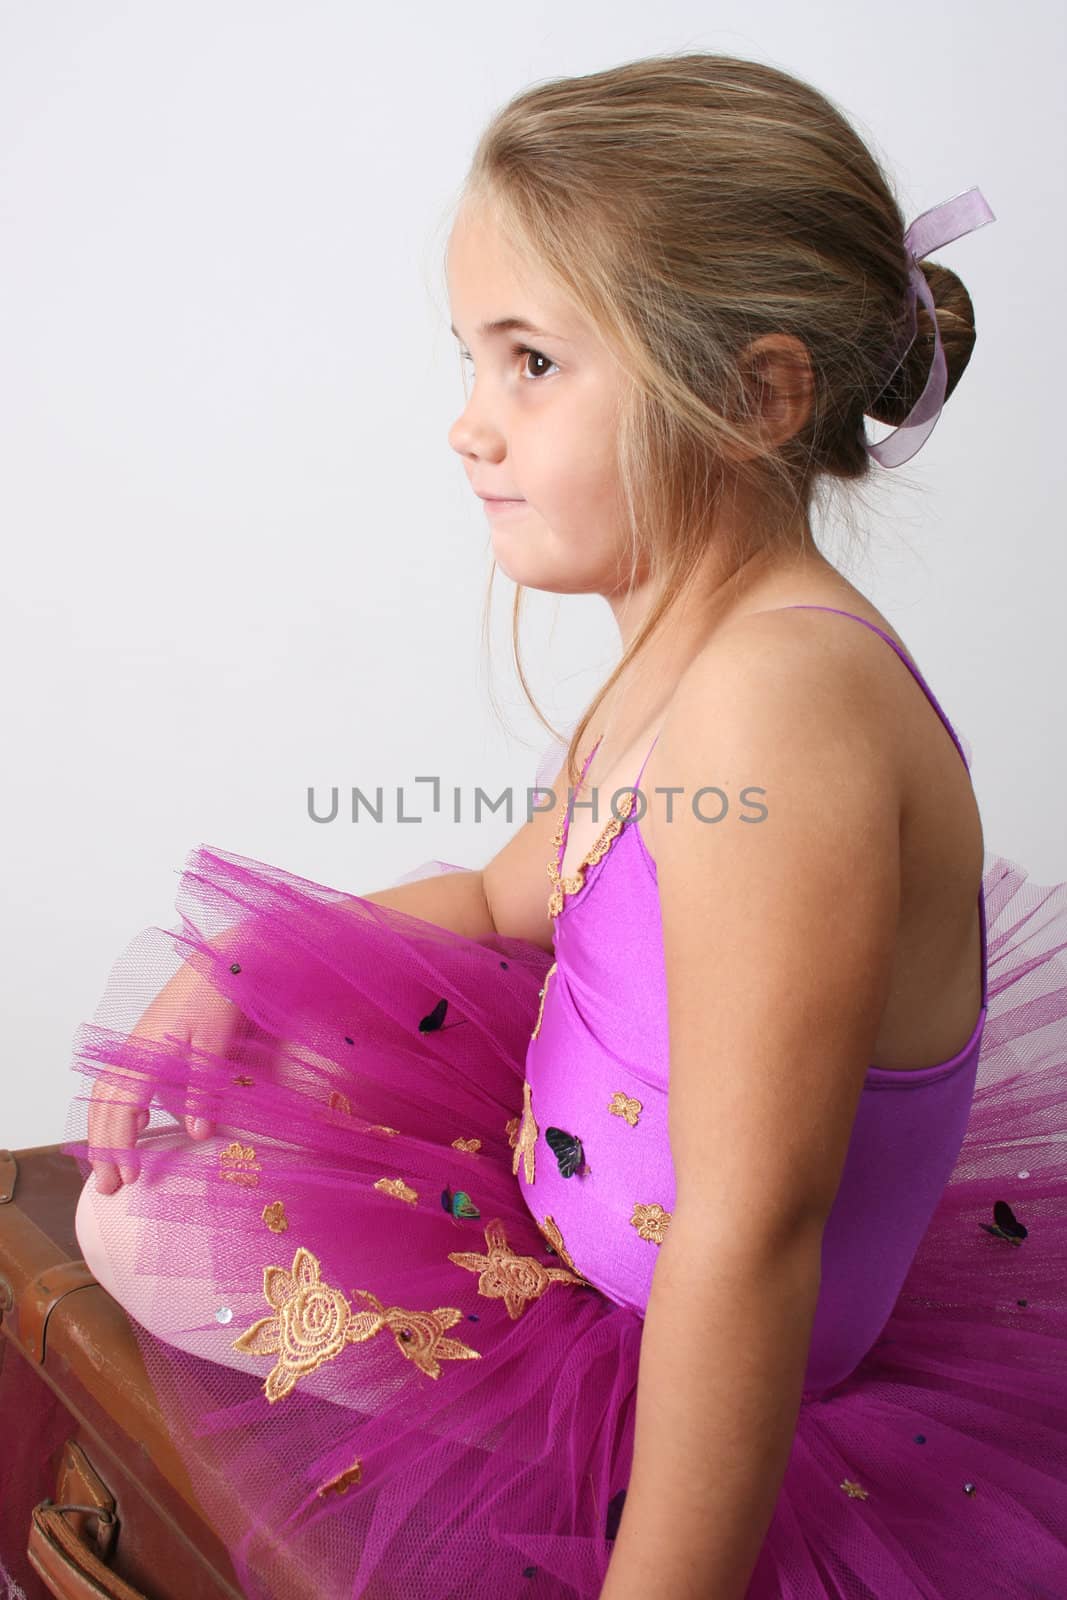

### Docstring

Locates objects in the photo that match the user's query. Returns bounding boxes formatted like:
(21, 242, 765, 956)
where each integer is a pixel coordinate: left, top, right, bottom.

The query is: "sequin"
(232, 1243, 480, 1400)
(914, 1434, 926, 1444)
(218, 1140, 261, 1188)
(215, 1306, 233, 1324)
(512, 1080, 538, 1186)
(840, 1479, 869, 1500)
(963, 1482, 977, 1496)
(630, 1201, 673, 1245)
(317, 1458, 363, 1497)
(547, 787, 636, 918)
(374, 1176, 418, 1206)
(608, 1091, 643, 1127)
(230, 962, 241, 974)
(261, 1200, 289, 1233)
(1018, 1169, 1030, 1179)
(531, 962, 558, 1040)
(448, 1217, 586, 1319)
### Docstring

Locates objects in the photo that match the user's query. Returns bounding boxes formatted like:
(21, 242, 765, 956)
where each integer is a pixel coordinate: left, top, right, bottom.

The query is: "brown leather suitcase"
(0, 1142, 255, 1600)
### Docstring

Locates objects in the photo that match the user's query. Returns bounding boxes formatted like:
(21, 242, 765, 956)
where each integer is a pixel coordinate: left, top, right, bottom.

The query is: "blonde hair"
(451, 52, 979, 789)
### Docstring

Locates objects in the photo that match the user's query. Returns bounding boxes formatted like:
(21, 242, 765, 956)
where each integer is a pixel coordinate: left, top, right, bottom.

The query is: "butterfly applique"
(544, 1126, 588, 1179)
(441, 1186, 480, 1220)
(979, 1199, 1028, 1245)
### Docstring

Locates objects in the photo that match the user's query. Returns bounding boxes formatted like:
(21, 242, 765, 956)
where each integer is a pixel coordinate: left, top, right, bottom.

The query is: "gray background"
(3, 1, 1063, 1149)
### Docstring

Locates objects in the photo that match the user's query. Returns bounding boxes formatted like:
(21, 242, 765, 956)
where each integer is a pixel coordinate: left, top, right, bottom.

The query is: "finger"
(92, 1162, 122, 1196)
(89, 1103, 141, 1193)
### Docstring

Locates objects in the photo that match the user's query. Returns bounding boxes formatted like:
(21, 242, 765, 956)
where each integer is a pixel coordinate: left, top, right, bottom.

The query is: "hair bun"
(866, 261, 977, 427)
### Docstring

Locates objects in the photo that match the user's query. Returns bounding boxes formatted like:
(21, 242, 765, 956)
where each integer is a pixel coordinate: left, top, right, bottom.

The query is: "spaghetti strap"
(782, 604, 971, 774)
(555, 734, 603, 875)
(633, 732, 660, 796)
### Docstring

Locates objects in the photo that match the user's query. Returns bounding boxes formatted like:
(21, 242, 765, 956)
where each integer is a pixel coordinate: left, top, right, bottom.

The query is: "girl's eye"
(459, 344, 559, 382)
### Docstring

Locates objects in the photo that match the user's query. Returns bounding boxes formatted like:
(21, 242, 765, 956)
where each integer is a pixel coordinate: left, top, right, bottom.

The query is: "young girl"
(67, 52, 1067, 1600)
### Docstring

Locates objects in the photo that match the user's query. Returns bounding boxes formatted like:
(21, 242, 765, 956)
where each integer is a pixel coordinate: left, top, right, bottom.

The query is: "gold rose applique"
(218, 1141, 261, 1188)
(512, 1080, 538, 1186)
(630, 1202, 672, 1245)
(261, 1200, 289, 1233)
(374, 1176, 418, 1205)
(531, 962, 557, 1040)
(451, 1137, 482, 1155)
(608, 1091, 643, 1127)
(448, 1217, 585, 1319)
(840, 1480, 869, 1500)
(231, 1244, 481, 1401)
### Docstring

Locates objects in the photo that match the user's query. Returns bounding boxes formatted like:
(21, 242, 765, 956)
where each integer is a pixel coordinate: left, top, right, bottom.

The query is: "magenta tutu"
(63, 652, 1067, 1600)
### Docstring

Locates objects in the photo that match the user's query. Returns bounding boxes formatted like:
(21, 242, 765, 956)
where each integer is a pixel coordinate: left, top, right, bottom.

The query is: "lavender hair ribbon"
(864, 185, 996, 468)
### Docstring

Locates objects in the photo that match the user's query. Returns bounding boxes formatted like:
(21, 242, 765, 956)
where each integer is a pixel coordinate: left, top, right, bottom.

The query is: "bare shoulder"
(641, 604, 904, 865)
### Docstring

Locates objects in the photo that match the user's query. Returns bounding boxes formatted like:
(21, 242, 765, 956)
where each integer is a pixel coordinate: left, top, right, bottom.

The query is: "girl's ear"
(727, 333, 815, 461)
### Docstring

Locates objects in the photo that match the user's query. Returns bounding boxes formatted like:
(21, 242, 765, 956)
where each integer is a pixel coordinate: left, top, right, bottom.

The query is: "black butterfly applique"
(979, 1199, 1028, 1245)
(418, 998, 448, 1033)
(544, 1126, 588, 1178)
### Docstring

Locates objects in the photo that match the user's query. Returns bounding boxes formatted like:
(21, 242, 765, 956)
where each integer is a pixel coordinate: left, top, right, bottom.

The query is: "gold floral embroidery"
(374, 1176, 418, 1205)
(328, 1090, 352, 1116)
(608, 1091, 643, 1127)
(512, 1080, 538, 1186)
(536, 1214, 589, 1282)
(448, 1217, 585, 1319)
(218, 1141, 261, 1188)
(451, 1137, 482, 1155)
(233, 1074, 255, 1086)
(261, 1200, 289, 1233)
(505, 1115, 521, 1148)
(531, 962, 558, 1040)
(547, 788, 635, 919)
(231, 1244, 480, 1401)
(367, 1124, 399, 1138)
(630, 1201, 673, 1245)
(317, 1458, 363, 1497)
(840, 1480, 869, 1500)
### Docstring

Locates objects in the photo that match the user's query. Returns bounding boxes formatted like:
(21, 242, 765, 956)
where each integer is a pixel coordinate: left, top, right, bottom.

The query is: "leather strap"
(22, 1258, 101, 1364)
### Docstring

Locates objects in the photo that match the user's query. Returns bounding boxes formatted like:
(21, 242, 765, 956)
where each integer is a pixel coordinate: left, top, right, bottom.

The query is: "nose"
(447, 387, 505, 464)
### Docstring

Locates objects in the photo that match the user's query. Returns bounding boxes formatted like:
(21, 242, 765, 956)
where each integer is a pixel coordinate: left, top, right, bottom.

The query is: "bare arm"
(600, 617, 901, 1596)
(354, 756, 567, 952)
(359, 869, 498, 942)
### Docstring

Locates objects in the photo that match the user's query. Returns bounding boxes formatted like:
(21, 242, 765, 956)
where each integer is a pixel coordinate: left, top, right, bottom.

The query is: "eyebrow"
(449, 316, 567, 342)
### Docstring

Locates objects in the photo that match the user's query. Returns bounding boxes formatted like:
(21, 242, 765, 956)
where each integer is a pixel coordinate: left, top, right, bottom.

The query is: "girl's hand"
(88, 953, 243, 1196)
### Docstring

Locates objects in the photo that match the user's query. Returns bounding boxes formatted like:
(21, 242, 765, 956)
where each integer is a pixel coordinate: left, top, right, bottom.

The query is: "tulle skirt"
(63, 843, 1067, 1599)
